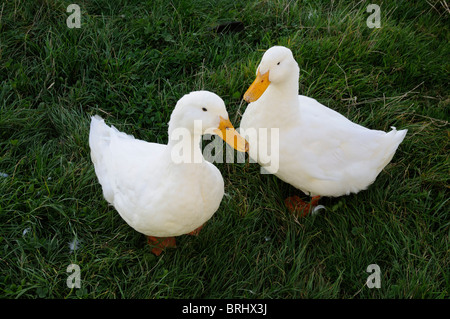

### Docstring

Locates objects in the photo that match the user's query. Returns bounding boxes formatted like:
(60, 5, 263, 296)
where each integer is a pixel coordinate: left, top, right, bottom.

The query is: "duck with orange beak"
(240, 46, 407, 216)
(90, 91, 248, 255)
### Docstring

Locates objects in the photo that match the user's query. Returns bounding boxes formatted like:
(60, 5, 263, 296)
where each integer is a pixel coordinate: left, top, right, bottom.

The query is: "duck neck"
(269, 79, 299, 103)
(259, 76, 300, 121)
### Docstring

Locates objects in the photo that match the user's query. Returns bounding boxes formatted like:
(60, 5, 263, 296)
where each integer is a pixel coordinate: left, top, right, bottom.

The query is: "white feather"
(89, 91, 230, 237)
(240, 46, 407, 197)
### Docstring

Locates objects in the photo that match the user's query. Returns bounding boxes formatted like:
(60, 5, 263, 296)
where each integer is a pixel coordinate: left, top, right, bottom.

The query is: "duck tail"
(89, 116, 111, 162)
(89, 115, 120, 204)
(380, 127, 407, 169)
(389, 127, 407, 150)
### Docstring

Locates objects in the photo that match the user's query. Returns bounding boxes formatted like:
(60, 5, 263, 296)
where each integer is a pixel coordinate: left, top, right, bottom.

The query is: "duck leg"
(147, 236, 177, 256)
(187, 224, 205, 236)
(284, 195, 321, 217)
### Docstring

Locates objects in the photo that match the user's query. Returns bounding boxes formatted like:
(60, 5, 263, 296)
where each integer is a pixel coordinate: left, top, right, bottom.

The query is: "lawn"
(0, 0, 448, 299)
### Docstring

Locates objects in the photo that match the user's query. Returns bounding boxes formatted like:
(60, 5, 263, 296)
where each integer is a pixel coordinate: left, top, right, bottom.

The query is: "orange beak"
(214, 116, 249, 153)
(243, 70, 270, 103)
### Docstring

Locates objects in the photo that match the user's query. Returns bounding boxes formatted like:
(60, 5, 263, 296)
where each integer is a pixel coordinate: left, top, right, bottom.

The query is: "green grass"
(0, 0, 448, 299)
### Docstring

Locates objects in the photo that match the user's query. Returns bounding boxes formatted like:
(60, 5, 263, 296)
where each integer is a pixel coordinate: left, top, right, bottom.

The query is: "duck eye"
(202, 107, 207, 112)
(277, 62, 281, 65)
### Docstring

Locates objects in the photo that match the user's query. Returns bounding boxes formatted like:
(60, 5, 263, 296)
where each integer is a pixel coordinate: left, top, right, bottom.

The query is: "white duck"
(240, 46, 407, 215)
(89, 91, 248, 255)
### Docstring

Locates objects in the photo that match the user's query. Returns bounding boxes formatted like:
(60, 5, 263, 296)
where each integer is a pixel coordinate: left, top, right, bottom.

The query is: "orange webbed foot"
(285, 195, 321, 217)
(147, 236, 177, 256)
(187, 224, 204, 236)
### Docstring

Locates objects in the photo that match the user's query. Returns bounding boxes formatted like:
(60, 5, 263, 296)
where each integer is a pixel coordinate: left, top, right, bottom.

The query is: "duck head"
(168, 91, 249, 152)
(244, 46, 299, 103)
